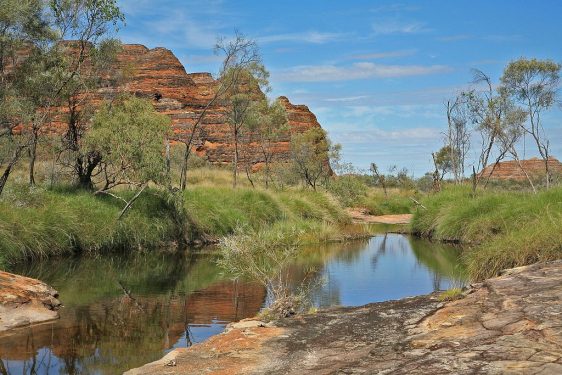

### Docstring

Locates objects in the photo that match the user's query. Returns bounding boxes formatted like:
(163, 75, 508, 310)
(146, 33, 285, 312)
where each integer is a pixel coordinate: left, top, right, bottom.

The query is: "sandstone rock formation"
(48, 44, 324, 167)
(480, 157, 562, 181)
(126, 260, 562, 374)
(0, 271, 61, 333)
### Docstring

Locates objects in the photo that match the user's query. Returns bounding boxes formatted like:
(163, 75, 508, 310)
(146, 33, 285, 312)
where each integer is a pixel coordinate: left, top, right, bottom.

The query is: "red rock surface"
(44, 44, 324, 167)
(0, 271, 61, 333)
(480, 157, 562, 181)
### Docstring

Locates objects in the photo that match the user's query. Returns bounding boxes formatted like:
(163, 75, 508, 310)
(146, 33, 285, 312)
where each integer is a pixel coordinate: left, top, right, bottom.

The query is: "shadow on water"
(0, 233, 466, 374)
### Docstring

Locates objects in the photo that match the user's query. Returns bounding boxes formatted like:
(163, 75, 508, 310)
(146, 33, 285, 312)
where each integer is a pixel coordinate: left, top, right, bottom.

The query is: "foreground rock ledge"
(126, 260, 562, 375)
(0, 271, 61, 333)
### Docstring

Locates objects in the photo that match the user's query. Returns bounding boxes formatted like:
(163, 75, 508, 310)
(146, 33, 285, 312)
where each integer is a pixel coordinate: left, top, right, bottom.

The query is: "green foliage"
(50, 0, 124, 41)
(501, 58, 560, 107)
(86, 96, 171, 189)
(357, 188, 415, 215)
(290, 127, 335, 190)
(184, 187, 284, 237)
(434, 145, 455, 178)
(412, 185, 562, 280)
(218, 224, 320, 318)
(246, 98, 289, 186)
(0, 179, 349, 268)
(327, 174, 368, 207)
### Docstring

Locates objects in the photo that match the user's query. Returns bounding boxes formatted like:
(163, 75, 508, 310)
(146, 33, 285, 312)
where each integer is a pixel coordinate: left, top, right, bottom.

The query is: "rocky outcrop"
(48, 44, 324, 167)
(126, 260, 562, 374)
(480, 157, 562, 181)
(0, 271, 61, 333)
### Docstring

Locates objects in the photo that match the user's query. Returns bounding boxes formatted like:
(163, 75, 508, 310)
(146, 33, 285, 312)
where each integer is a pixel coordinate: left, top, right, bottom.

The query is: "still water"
(0, 233, 465, 374)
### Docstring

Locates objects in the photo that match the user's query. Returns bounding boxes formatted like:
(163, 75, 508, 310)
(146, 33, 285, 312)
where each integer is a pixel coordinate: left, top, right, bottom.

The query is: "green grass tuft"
(412, 185, 562, 280)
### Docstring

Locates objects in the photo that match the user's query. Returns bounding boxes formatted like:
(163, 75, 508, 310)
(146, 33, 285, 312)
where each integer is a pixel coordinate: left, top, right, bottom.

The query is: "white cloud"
(437, 34, 472, 42)
(372, 20, 429, 35)
(256, 31, 348, 45)
(334, 128, 441, 142)
(118, 0, 233, 50)
(274, 62, 451, 82)
(328, 104, 443, 121)
(324, 96, 371, 102)
(348, 49, 417, 60)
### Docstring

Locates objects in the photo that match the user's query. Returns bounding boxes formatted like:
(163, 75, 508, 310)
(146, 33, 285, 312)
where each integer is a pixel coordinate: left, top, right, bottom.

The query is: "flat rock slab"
(0, 271, 61, 333)
(127, 260, 562, 375)
(348, 208, 413, 225)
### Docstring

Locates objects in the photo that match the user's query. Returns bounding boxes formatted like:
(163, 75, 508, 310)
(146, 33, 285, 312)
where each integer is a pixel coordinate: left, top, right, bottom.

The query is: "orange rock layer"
(49, 44, 324, 166)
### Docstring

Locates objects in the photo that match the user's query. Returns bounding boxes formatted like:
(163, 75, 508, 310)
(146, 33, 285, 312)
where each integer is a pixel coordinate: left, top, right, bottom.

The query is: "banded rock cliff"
(49, 44, 324, 167)
(480, 157, 562, 181)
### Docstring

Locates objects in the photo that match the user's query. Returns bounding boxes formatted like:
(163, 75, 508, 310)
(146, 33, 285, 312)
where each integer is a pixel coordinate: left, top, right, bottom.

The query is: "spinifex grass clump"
(218, 225, 319, 319)
(411, 185, 562, 280)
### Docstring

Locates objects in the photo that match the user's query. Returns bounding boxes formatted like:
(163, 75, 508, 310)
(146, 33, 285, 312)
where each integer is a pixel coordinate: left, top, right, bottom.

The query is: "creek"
(0, 232, 465, 374)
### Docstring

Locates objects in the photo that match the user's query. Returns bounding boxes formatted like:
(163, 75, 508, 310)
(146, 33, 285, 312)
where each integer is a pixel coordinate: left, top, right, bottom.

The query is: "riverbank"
(412, 185, 562, 280)
(347, 208, 412, 225)
(0, 183, 350, 267)
(127, 260, 562, 374)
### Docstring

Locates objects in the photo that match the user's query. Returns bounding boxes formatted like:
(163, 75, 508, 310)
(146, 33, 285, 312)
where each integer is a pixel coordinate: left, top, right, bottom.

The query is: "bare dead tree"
(431, 152, 442, 192)
(445, 94, 471, 183)
(176, 31, 265, 190)
(369, 163, 387, 197)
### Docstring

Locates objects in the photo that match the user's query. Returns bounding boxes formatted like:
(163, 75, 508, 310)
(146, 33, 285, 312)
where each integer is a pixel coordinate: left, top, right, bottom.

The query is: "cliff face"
(480, 157, 562, 181)
(52, 44, 324, 166)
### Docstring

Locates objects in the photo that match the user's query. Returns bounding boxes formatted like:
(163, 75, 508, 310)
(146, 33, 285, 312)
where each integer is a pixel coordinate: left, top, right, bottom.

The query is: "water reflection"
(296, 234, 466, 307)
(1, 252, 265, 375)
(0, 234, 465, 374)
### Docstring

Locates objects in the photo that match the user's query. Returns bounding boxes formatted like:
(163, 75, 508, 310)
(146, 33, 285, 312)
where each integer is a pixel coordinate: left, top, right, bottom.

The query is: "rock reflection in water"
(0, 251, 265, 374)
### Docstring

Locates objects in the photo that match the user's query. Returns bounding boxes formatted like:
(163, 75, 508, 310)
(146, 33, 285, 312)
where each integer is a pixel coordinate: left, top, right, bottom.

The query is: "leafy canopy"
(86, 96, 171, 188)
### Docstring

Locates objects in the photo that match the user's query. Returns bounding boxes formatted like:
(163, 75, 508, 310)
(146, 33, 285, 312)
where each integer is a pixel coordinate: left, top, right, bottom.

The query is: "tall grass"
(0, 181, 350, 268)
(183, 186, 349, 238)
(0, 186, 179, 267)
(411, 185, 562, 280)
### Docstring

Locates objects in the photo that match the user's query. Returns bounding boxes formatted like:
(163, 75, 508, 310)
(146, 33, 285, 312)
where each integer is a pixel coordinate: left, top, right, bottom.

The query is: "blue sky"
(117, 0, 562, 176)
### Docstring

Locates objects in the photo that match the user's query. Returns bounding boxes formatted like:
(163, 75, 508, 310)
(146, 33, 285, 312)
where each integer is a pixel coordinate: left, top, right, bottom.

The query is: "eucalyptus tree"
(86, 96, 170, 218)
(369, 163, 387, 197)
(246, 98, 289, 188)
(14, 47, 68, 186)
(290, 127, 335, 190)
(462, 69, 528, 190)
(50, 0, 124, 189)
(223, 59, 269, 188)
(500, 58, 561, 188)
(0, 0, 56, 195)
